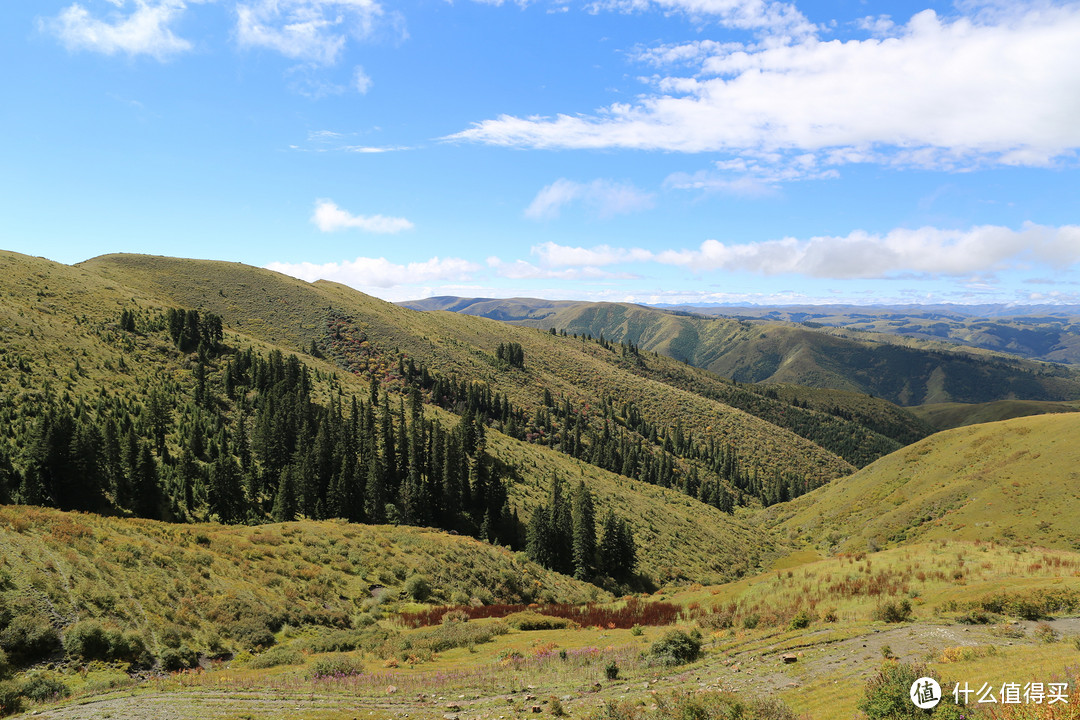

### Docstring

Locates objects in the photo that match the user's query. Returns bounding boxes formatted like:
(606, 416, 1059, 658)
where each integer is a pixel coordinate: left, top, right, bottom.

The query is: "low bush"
(227, 618, 276, 651)
(247, 645, 305, 669)
(0, 680, 22, 718)
(859, 661, 966, 720)
(19, 671, 71, 703)
(872, 599, 912, 623)
(159, 645, 198, 672)
(308, 653, 364, 679)
(787, 609, 813, 630)
(504, 611, 571, 631)
(0, 613, 61, 664)
(646, 629, 702, 666)
(63, 620, 147, 664)
(404, 574, 431, 603)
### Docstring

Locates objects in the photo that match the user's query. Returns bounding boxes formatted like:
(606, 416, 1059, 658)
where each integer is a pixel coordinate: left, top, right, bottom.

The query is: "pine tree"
(571, 480, 596, 580)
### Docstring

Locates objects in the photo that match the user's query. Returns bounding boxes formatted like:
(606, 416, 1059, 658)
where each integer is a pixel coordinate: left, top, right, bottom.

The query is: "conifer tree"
(571, 480, 596, 580)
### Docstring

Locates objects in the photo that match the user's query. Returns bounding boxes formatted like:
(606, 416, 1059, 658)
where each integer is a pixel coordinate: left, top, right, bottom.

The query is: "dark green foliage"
(0, 680, 21, 717)
(495, 342, 525, 369)
(605, 660, 619, 679)
(0, 612, 61, 665)
(788, 609, 813, 630)
(404, 574, 432, 602)
(858, 662, 966, 719)
(226, 618, 276, 651)
(159, 645, 198, 672)
(18, 671, 70, 703)
(647, 629, 702, 666)
(571, 481, 597, 580)
(599, 511, 636, 582)
(873, 599, 913, 623)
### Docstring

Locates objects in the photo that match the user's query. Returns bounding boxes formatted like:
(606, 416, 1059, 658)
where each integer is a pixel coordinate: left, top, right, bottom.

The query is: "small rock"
(781, 654, 798, 664)
(447, 704, 463, 711)
(531, 706, 543, 714)
(525, 695, 537, 701)
(387, 686, 398, 695)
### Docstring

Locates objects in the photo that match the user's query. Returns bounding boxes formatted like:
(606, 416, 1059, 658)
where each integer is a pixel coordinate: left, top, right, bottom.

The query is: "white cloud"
(449, 6, 1080, 171)
(531, 241, 654, 267)
(655, 223, 1080, 278)
(236, 0, 390, 66)
(587, 0, 812, 37)
(45, 0, 193, 60)
(353, 65, 372, 93)
(311, 199, 414, 233)
(524, 179, 655, 220)
(487, 258, 637, 280)
(265, 256, 480, 289)
(506, 224, 1080, 280)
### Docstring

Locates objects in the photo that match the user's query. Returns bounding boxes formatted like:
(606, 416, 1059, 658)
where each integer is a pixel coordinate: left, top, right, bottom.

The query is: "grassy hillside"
(0, 506, 599, 655)
(911, 398, 1080, 430)
(760, 413, 1080, 553)
(78, 253, 855, 484)
(1, 250, 788, 588)
(404, 296, 1080, 405)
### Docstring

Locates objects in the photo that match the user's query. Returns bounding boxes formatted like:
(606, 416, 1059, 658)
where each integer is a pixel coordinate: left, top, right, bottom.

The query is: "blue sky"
(3, 0, 1079, 305)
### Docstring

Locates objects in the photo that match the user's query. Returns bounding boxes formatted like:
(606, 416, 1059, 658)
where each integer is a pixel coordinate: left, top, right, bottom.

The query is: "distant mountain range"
(400, 296, 1080, 406)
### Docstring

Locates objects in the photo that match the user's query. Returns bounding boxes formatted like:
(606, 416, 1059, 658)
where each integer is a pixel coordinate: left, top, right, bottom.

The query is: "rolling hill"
(402, 296, 1080, 406)
(2, 249, 819, 589)
(759, 412, 1080, 553)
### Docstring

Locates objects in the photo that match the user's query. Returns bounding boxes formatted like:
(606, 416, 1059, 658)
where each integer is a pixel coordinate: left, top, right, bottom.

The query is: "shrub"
(299, 629, 373, 654)
(858, 662, 966, 720)
(0, 649, 9, 680)
(0, 680, 22, 718)
(788, 610, 813, 630)
(247, 645, 305, 669)
(651, 691, 799, 720)
(63, 620, 146, 664)
(227, 618, 276, 651)
(307, 653, 364, 679)
(64, 620, 112, 661)
(441, 609, 469, 625)
(647, 629, 702, 666)
(19, 671, 71, 703)
(404, 574, 431, 603)
(742, 614, 759, 629)
(605, 660, 619, 679)
(504, 611, 571, 631)
(0, 613, 61, 664)
(630, 624, 644, 636)
(1034, 622, 1057, 643)
(872, 599, 912, 623)
(159, 645, 198, 672)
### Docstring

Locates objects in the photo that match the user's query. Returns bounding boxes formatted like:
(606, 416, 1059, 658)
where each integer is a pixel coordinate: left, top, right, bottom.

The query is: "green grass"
(761, 413, 1080, 553)
(911, 399, 1080, 431)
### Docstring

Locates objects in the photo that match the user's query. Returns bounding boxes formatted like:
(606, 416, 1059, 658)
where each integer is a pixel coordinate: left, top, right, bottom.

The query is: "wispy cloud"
(524, 179, 655, 220)
(586, 0, 812, 37)
(529, 224, 1080, 279)
(266, 256, 480, 294)
(236, 0, 397, 66)
(450, 6, 1080, 173)
(44, 0, 194, 60)
(311, 199, 414, 233)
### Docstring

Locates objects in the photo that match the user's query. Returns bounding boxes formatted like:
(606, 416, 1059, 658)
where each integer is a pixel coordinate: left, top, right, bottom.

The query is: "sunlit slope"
(80, 254, 854, 484)
(0, 506, 601, 648)
(4, 250, 781, 583)
(910, 399, 1080, 430)
(406, 296, 1080, 405)
(762, 413, 1080, 552)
